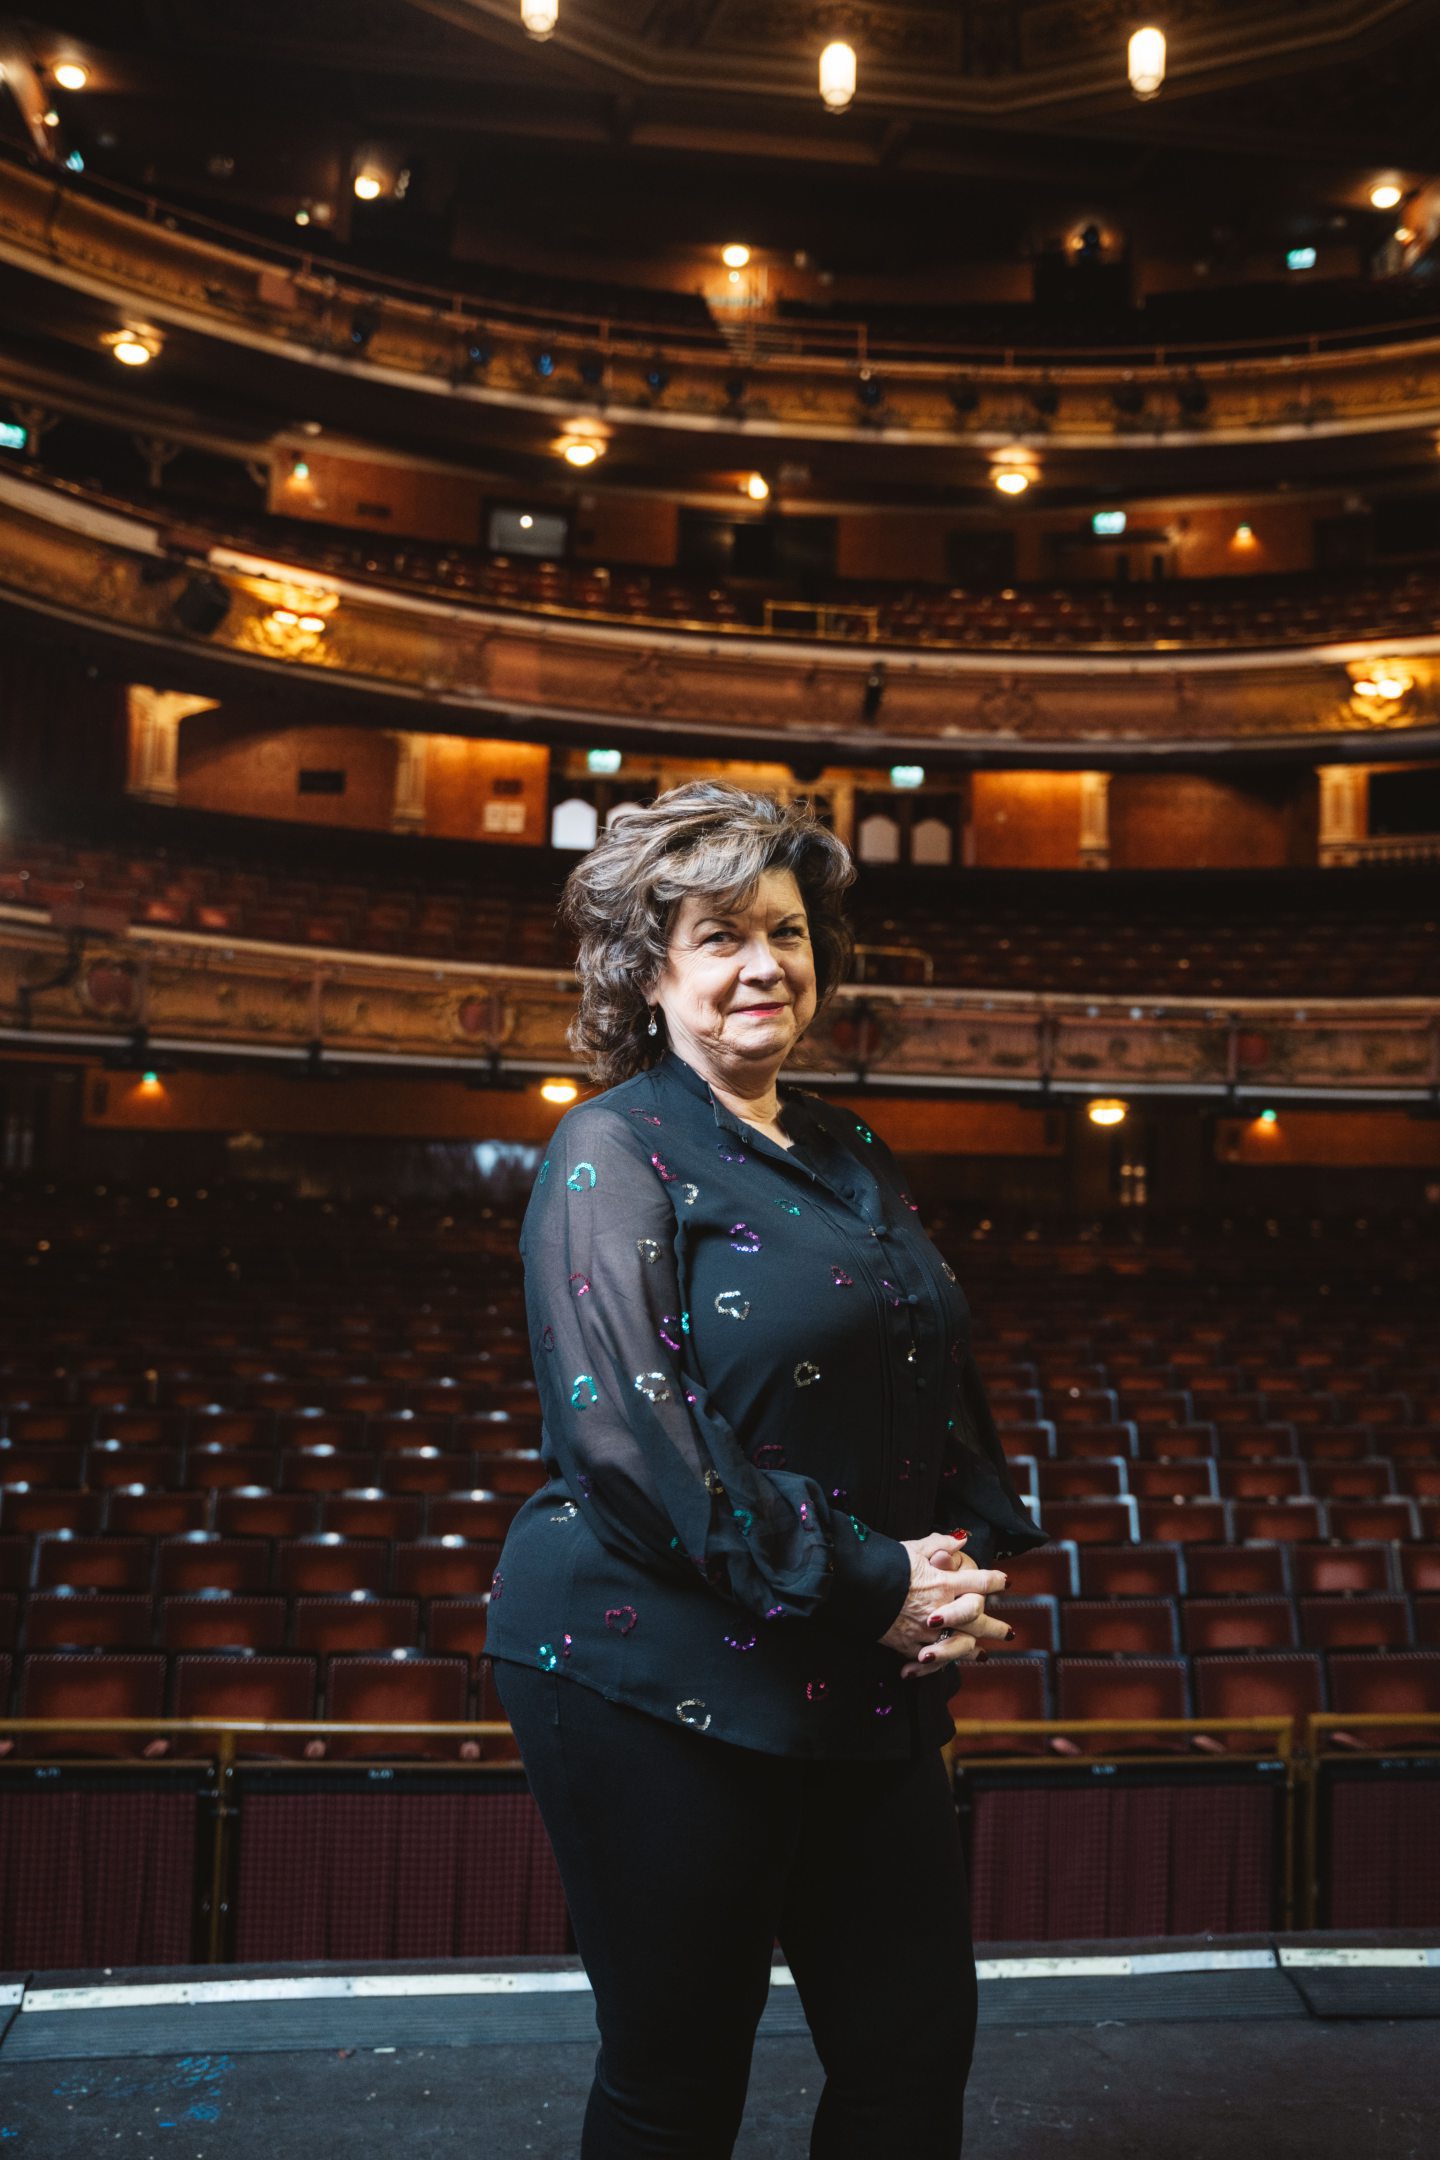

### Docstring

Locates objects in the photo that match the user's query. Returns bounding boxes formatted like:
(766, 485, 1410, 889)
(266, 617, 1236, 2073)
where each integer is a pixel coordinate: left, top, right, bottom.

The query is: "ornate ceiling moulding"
(3, 498, 1440, 756)
(2, 916, 1435, 1103)
(3, 158, 1440, 449)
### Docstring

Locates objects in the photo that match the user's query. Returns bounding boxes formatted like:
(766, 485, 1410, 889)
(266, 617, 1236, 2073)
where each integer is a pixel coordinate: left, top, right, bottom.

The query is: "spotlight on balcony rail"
(54, 61, 89, 91)
(819, 40, 857, 112)
(521, 0, 559, 37)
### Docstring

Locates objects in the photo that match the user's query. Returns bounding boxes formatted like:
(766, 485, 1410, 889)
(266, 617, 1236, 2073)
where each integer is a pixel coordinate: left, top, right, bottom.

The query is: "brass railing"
(3, 1708, 1434, 1958)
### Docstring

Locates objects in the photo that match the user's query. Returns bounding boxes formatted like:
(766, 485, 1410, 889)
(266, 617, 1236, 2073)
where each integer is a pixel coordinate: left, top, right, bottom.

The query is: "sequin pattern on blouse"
(484, 1044, 1047, 1760)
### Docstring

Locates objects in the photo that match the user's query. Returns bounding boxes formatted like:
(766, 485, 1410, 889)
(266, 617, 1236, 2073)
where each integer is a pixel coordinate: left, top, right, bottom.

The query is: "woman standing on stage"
(487, 778, 1047, 2159)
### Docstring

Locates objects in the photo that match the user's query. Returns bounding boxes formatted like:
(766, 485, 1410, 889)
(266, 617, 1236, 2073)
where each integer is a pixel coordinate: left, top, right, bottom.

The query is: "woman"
(487, 779, 1047, 2159)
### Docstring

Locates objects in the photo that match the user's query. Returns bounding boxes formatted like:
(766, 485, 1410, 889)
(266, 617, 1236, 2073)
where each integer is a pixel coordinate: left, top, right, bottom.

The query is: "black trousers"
(490, 1657, 978, 2160)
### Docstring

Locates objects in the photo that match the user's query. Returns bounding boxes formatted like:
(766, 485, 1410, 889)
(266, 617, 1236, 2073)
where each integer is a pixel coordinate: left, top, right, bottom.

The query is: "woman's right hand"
(877, 1532, 1008, 1662)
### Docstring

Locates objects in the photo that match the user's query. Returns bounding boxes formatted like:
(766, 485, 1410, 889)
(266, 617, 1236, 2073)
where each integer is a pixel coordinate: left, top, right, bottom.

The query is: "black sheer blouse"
(486, 1046, 1048, 1758)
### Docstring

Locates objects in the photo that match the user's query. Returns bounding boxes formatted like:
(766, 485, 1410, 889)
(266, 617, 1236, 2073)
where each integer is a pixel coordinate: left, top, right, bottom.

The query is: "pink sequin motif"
(650, 1153, 676, 1181)
(627, 1108, 663, 1126)
(724, 1632, 758, 1652)
(831, 1266, 853, 1287)
(751, 1442, 786, 1468)
(568, 1272, 591, 1297)
(729, 1222, 762, 1254)
(805, 1679, 828, 1703)
(605, 1606, 639, 1635)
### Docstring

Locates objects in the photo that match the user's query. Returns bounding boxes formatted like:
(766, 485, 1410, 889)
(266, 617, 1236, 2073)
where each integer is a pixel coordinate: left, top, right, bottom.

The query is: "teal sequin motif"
(570, 1374, 599, 1408)
(566, 1161, 597, 1191)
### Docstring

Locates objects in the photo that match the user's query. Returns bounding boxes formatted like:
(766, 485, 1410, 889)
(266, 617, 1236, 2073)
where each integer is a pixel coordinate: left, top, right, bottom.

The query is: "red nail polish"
(1004, 1627, 1016, 1640)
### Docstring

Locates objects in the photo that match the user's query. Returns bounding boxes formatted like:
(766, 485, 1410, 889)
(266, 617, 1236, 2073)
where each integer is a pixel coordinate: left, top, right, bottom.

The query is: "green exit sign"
(0, 422, 27, 452)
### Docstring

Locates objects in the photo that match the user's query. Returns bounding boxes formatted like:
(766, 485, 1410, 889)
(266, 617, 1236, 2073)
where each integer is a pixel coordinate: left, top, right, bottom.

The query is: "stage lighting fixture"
(522, 0, 559, 36)
(1369, 182, 1402, 211)
(105, 327, 160, 367)
(819, 40, 857, 111)
(645, 360, 670, 394)
(349, 309, 378, 351)
(464, 341, 492, 373)
(745, 473, 770, 501)
(54, 61, 89, 91)
(993, 469, 1029, 495)
(534, 349, 556, 377)
(722, 244, 751, 270)
(1127, 27, 1165, 97)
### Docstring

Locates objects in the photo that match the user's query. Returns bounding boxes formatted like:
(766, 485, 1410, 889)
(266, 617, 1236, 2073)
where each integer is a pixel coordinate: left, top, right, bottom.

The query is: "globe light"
(1128, 27, 1166, 98)
(994, 468, 1030, 495)
(819, 40, 857, 112)
(745, 473, 770, 501)
(722, 244, 751, 269)
(521, 0, 559, 38)
(1369, 182, 1402, 211)
(54, 62, 89, 91)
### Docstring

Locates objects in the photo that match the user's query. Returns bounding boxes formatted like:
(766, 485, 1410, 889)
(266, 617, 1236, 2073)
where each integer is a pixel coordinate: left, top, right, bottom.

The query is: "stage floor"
(3, 1934, 1437, 2158)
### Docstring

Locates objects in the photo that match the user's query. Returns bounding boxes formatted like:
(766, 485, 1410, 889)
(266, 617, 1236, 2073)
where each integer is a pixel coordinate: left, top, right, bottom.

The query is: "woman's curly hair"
(561, 780, 856, 1087)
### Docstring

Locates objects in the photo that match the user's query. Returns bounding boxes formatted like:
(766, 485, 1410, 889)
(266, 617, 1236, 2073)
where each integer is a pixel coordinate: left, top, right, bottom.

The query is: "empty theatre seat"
(1298, 1595, 1412, 1650)
(1054, 1657, 1192, 1751)
(323, 1651, 469, 1758)
(318, 1493, 424, 1540)
(156, 1535, 271, 1595)
(1061, 1599, 1181, 1657)
(292, 1596, 419, 1657)
(946, 1653, 1052, 1754)
(26, 1592, 153, 1649)
(17, 1650, 167, 1756)
(1002, 1540, 1079, 1598)
(427, 1598, 491, 1672)
(393, 1539, 500, 1600)
(1077, 1544, 1184, 1598)
(171, 1651, 319, 1756)
(215, 1491, 320, 1539)
(34, 1534, 153, 1593)
(1289, 1542, 1398, 1594)
(1, 1490, 104, 1536)
(103, 1489, 208, 1536)
(1182, 1598, 1298, 1653)
(276, 1537, 391, 1596)
(1190, 1653, 1326, 1750)
(160, 1594, 288, 1652)
(1184, 1544, 1292, 1597)
(1326, 1650, 1440, 1746)
(280, 1449, 379, 1493)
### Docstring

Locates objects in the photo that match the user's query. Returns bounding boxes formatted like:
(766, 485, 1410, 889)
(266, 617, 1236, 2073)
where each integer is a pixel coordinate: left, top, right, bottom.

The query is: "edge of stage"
(2, 1931, 1436, 2156)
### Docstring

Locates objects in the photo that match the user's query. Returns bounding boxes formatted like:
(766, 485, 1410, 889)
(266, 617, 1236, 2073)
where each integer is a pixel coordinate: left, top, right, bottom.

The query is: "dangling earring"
(647, 1007, 659, 1037)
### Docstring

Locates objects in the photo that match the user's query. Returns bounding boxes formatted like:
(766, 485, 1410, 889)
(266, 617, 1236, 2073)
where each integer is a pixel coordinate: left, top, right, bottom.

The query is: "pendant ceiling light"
(1127, 26, 1166, 97)
(521, 0, 558, 39)
(819, 40, 857, 113)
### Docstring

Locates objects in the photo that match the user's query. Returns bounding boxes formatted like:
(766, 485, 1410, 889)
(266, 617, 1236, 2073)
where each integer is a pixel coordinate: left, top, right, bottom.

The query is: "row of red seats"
(0, 1647, 514, 1760)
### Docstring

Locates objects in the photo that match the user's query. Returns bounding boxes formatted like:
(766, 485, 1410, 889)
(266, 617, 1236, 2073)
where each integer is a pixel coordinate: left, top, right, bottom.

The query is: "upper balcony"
(5, 151, 1440, 474)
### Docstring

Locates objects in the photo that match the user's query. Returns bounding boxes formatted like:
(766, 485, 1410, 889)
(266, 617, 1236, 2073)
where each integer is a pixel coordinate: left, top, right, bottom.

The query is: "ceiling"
(3, 0, 1439, 280)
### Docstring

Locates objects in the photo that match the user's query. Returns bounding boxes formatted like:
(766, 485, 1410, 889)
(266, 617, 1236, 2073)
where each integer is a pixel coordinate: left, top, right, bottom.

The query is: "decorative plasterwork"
(1, 916, 1435, 1100)
(4, 497, 1440, 756)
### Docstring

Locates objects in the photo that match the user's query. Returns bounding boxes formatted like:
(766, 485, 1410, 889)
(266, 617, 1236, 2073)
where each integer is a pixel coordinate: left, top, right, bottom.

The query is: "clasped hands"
(878, 1531, 1010, 1681)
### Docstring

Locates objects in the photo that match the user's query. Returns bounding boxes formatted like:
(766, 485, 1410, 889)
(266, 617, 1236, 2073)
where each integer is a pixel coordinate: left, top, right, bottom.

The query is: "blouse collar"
(656, 1045, 811, 1139)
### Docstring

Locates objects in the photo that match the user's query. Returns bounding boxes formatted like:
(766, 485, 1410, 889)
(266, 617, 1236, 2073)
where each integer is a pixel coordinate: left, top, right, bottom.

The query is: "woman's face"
(652, 866, 818, 1083)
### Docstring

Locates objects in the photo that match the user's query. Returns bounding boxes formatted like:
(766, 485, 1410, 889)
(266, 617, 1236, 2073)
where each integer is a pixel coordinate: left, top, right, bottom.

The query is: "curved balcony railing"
(4, 153, 1440, 443)
(2, 913, 1437, 1105)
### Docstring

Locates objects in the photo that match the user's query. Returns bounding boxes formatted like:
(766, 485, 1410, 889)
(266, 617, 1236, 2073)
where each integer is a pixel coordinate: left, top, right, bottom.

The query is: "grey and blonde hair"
(561, 780, 856, 1086)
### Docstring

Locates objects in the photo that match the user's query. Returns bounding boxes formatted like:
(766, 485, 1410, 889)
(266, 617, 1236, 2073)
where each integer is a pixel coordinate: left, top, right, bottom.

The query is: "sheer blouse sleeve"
(520, 1103, 913, 1646)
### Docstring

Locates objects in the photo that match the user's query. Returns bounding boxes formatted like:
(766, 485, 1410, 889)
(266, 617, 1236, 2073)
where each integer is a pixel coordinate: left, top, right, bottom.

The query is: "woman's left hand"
(897, 1546, 1012, 1680)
